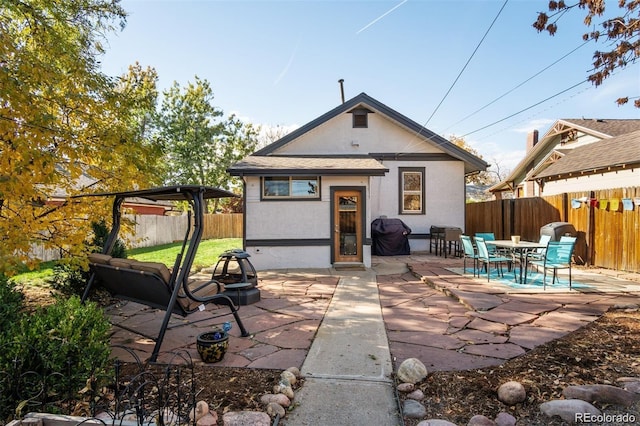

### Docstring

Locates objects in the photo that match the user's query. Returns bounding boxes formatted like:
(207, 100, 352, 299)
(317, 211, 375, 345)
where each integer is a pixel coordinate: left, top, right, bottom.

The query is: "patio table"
(487, 240, 547, 284)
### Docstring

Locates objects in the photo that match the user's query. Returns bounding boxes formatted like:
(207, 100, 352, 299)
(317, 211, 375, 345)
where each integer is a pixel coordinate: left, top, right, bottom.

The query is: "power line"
(475, 84, 593, 142)
(422, 0, 509, 128)
(460, 79, 589, 138)
(443, 40, 590, 131)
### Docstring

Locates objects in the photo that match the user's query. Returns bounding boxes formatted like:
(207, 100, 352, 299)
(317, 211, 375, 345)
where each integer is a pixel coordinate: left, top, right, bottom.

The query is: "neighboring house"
(534, 129, 640, 195)
(490, 119, 640, 199)
(228, 92, 487, 270)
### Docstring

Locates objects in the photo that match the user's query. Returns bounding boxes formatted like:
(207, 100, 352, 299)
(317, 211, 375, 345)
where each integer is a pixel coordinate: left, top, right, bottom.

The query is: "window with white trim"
(262, 176, 320, 199)
(399, 168, 424, 214)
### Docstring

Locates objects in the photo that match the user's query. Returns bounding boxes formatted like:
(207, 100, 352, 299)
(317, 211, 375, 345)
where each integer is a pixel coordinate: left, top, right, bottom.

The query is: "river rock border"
(396, 357, 640, 425)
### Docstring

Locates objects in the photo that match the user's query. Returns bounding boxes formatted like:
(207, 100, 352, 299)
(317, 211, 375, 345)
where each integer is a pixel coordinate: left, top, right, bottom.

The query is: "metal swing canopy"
(78, 185, 239, 274)
(77, 185, 244, 362)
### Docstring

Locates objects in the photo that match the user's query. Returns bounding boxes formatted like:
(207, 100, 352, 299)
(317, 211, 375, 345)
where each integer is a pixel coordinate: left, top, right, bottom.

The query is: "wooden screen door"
(333, 190, 363, 263)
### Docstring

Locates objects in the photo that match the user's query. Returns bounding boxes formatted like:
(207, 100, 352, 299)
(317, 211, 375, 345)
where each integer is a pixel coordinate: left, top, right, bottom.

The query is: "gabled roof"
(560, 118, 640, 137)
(489, 118, 640, 192)
(250, 92, 488, 175)
(534, 130, 640, 180)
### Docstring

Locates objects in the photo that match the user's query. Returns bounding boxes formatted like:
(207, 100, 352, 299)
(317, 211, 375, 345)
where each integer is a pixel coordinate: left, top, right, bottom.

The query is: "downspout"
(242, 176, 247, 250)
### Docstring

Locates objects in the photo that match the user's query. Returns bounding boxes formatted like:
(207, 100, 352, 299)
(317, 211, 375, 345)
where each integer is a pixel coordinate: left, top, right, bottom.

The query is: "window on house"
(262, 176, 320, 199)
(351, 108, 370, 128)
(399, 168, 424, 214)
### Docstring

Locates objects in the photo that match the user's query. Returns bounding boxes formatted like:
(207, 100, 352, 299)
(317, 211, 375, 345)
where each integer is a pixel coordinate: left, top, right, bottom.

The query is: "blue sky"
(100, 0, 639, 172)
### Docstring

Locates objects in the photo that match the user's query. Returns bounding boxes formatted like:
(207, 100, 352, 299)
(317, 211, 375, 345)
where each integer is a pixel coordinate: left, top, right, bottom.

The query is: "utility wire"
(444, 40, 590, 131)
(422, 0, 509, 129)
(460, 79, 589, 138)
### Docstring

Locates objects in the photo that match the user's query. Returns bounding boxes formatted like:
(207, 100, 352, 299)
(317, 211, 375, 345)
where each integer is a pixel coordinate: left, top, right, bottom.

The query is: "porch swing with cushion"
(78, 185, 251, 362)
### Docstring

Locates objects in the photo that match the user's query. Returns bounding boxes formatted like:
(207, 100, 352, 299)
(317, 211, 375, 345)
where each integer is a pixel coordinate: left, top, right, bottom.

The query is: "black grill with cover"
(371, 217, 412, 256)
(77, 185, 251, 362)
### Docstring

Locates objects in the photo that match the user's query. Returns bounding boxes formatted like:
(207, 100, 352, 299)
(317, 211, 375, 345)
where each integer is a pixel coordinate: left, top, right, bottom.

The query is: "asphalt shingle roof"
(561, 119, 640, 137)
(228, 156, 389, 176)
(535, 130, 640, 179)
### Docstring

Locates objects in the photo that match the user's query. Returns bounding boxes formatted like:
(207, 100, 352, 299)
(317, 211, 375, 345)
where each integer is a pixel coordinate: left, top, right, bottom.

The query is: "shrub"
(91, 220, 127, 259)
(0, 296, 112, 419)
(19, 296, 111, 376)
(49, 262, 90, 296)
(0, 276, 23, 344)
(51, 220, 128, 296)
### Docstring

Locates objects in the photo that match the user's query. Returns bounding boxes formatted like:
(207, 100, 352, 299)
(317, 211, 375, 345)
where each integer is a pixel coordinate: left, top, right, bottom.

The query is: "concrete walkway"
(285, 269, 401, 425)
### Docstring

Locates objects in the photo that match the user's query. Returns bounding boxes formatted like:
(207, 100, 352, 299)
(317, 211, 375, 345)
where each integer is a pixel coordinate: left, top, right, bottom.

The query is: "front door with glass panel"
(333, 190, 363, 263)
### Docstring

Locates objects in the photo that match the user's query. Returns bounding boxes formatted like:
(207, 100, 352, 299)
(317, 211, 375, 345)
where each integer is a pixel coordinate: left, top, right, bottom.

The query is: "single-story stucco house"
(228, 92, 487, 270)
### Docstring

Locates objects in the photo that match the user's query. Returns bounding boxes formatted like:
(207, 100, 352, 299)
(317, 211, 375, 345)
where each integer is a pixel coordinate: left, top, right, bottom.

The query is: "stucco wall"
(271, 113, 440, 156)
(244, 175, 370, 240)
(370, 160, 466, 234)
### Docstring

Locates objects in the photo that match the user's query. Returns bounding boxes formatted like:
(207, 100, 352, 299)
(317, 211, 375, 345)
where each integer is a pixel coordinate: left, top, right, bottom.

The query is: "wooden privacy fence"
(126, 213, 243, 248)
(33, 213, 244, 261)
(466, 187, 640, 273)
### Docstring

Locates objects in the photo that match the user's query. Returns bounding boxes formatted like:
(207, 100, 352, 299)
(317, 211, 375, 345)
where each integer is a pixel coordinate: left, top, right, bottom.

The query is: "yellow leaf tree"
(0, 1, 161, 274)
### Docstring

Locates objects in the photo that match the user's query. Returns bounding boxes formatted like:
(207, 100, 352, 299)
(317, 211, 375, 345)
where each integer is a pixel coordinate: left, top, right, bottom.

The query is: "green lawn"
(128, 238, 242, 270)
(10, 238, 243, 285)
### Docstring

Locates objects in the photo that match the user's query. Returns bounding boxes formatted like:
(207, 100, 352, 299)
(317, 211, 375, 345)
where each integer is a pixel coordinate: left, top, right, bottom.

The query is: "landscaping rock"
(189, 400, 209, 422)
(266, 402, 285, 418)
(497, 381, 526, 405)
(407, 389, 425, 400)
(222, 410, 271, 426)
(397, 358, 428, 384)
(539, 399, 600, 423)
(196, 412, 218, 426)
(397, 382, 416, 393)
(260, 393, 291, 407)
(403, 399, 427, 418)
(467, 414, 496, 425)
(616, 377, 640, 394)
(563, 384, 639, 406)
(273, 383, 295, 399)
(494, 412, 516, 426)
(281, 370, 297, 386)
(285, 366, 301, 378)
(417, 420, 458, 426)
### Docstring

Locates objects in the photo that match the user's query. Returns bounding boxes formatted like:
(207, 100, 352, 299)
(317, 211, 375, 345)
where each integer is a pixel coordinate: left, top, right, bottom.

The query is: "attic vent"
(350, 107, 372, 128)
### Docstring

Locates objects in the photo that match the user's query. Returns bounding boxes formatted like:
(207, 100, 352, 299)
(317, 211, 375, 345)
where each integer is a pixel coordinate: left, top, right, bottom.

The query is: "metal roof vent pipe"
(339, 78, 345, 104)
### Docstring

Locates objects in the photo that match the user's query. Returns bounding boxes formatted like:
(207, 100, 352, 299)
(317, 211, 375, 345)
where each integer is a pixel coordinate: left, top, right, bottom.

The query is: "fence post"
(585, 190, 595, 266)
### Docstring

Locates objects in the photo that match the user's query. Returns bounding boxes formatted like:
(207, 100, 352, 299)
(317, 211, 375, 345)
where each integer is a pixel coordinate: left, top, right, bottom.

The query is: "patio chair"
(529, 241, 575, 290)
(460, 235, 479, 277)
(444, 228, 462, 258)
(523, 234, 552, 283)
(475, 232, 507, 256)
(475, 237, 515, 282)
